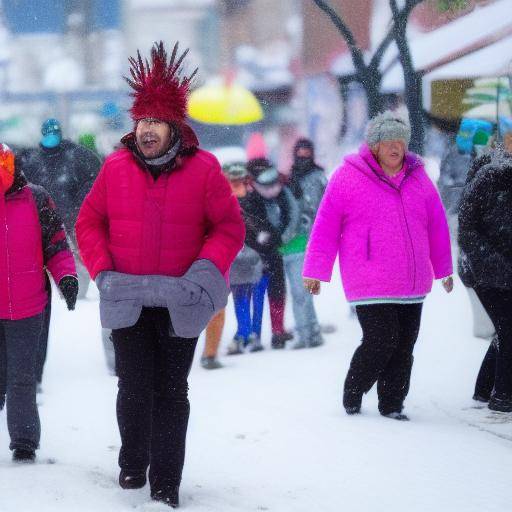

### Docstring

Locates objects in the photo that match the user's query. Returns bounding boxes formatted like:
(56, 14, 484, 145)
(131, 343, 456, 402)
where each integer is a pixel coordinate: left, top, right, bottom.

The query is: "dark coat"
(15, 140, 102, 242)
(458, 149, 512, 289)
(240, 186, 299, 264)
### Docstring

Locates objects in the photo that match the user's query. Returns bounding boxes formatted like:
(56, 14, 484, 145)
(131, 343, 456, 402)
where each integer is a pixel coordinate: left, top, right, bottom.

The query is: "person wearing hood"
(281, 138, 326, 349)
(75, 42, 244, 508)
(15, 118, 102, 389)
(242, 157, 300, 351)
(458, 127, 512, 413)
(303, 111, 453, 420)
(0, 143, 77, 462)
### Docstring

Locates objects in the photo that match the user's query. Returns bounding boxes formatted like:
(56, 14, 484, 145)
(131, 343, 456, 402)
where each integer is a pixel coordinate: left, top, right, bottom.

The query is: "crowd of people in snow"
(0, 39, 511, 509)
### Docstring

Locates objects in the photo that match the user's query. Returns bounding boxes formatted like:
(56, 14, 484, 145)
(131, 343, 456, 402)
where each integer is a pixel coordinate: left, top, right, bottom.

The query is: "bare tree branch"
(311, 0, 367, 71)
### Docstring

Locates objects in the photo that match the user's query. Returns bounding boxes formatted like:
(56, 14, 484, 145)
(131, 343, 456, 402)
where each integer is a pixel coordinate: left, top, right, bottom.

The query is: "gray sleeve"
(281, 186, 301, 245)
(302, 172, 327, 234)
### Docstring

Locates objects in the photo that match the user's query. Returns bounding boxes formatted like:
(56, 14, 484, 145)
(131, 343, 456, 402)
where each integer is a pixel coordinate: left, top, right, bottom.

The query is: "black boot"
(271, 332, 292, 349)
(119, 470, 147, 489)
(488, 395, 512, 413)
(12, 448, 36, 463)
(381, 411, 410, 421)
(151, 486, 180, 508)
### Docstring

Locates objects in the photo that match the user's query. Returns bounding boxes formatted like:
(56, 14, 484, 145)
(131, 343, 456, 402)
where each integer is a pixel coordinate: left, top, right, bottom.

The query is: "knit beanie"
(366, 110, 411, 148)
(247, 158, 279, 185)
(293, 137, 315, 157)
(222, 162, 248, 181)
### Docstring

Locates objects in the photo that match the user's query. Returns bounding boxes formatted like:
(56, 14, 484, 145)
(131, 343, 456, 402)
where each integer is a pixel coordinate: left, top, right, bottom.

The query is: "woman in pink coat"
(0, 143, 77, 462)
(303, 111, 453, 420)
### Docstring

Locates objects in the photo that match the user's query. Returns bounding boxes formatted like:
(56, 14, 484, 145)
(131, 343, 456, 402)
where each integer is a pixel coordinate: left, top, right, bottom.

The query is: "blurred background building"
(0, 0, 510, 169)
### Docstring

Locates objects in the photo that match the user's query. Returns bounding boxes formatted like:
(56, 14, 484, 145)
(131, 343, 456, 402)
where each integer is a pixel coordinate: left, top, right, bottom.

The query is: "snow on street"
(1, 270, 511, 512)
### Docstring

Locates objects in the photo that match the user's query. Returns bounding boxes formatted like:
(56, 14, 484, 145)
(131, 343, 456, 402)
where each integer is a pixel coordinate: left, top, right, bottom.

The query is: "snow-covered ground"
(1, 268, 511, 512)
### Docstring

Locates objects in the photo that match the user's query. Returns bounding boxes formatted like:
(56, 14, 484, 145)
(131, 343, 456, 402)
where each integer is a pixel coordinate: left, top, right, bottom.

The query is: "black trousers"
(474, 287, 512, 400)
(474, 337, 497, 400)
(112, 308, 198, 493)
(343, 303, 423, 414)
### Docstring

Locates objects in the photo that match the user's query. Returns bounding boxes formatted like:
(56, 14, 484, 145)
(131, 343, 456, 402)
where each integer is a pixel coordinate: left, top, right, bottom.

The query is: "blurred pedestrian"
(244, 157, 299, 350)
(221, 163, 263, 356)
(303, 111, 453, 420)
(15, 118, 101, 389)
(0, 142, 77, 462)
(281, 138, 326, 349)
(76, 41, 244, 507)
(458, 128, 512, 412)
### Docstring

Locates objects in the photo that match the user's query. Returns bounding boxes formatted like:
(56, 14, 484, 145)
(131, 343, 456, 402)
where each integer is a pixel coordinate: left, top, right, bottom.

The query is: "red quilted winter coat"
(0, 173, 77, 320)
(75, 144, 245, 280)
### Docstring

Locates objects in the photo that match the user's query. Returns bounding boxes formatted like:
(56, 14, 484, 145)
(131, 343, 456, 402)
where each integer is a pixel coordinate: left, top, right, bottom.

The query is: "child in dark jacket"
(0, 143, 78, 462)
(243, 158, 300, 350)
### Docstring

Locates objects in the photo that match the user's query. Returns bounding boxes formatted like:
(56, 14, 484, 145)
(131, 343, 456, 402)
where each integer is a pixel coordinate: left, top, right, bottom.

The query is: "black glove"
(59, 276, 79, 311)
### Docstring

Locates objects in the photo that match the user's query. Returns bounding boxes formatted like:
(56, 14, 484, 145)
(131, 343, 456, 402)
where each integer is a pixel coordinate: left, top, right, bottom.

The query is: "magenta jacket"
(303, 145, 452, 302)
(0, 173, 76, 320)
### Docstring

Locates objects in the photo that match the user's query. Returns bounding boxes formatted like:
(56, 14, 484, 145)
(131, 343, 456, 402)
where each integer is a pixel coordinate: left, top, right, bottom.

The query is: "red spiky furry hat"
(125, 41, 199, 151)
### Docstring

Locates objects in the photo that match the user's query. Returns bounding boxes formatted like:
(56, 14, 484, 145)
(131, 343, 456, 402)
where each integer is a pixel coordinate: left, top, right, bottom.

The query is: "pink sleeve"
(427, 184, 453, 279)
(75, 165, 114, 280)
(303, 168, 344, 282)
(46, 249, 77, 284)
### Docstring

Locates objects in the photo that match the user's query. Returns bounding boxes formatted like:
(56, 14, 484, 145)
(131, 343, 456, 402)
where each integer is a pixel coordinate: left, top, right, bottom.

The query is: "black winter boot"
(488, 395, 512, 413)
(119, 470, 147, 489)
(381, 411, 410, 421)
(151, 486, 180, 508)
(12, 448, 36, 463)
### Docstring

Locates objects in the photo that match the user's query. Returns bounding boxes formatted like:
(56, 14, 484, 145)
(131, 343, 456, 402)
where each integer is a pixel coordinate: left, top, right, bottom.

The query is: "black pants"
(111, 308, 198, 493)
(474, 336, 497, 400)
(474, 287, 512, 399)
(343, 303, 423, 414)
(0, 314, 43, 450)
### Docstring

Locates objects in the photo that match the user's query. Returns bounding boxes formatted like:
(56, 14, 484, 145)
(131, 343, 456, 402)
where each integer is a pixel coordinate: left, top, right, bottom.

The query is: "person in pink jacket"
(303, 111, 453, 421)
(0, 143, 77, 462)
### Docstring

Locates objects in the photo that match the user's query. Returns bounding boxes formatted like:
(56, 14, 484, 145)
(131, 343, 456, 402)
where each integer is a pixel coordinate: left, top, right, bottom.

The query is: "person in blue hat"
(15, 118, 102, 387)
(40, 118, 62, 149)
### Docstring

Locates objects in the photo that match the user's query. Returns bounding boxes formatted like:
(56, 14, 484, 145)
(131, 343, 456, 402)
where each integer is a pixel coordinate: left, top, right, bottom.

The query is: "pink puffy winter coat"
(0, 172, 76, 320)
(303, 144, 452, 302)
(76, 143, 245, 280)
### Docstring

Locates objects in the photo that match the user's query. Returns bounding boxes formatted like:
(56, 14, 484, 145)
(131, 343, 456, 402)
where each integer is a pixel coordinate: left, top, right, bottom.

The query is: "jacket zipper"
(366, 162, 417, 292)
(2, 201, 13, 319)
(398, 190, 416, 293)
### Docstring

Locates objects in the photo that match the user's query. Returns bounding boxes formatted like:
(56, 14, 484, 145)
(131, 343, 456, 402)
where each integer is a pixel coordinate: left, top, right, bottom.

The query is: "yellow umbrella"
(188, 83, 264, 125)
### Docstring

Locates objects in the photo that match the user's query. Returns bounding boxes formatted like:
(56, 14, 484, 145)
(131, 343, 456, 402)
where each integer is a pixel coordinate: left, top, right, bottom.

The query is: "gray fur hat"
(366, 110, 411, 147)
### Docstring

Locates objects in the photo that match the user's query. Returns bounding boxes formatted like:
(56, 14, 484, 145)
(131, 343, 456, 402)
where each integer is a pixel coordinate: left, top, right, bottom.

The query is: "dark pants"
(343, 303, 423, 414)
(474, 287, 512, 399)
(259, 253, 286, 335)
(111, 308, 198, 493)
(0, 313, 43, 450)
(36, 275, 52, 384)
(474, 336, 497, 400)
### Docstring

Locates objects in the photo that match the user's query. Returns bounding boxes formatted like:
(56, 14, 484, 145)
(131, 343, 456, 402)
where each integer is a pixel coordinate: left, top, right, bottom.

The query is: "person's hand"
(442, 276, 454, 293)
(257, 231, 271, 245)
(303, 278, 321, 295)
(59, 276, 79, 310)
